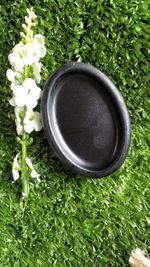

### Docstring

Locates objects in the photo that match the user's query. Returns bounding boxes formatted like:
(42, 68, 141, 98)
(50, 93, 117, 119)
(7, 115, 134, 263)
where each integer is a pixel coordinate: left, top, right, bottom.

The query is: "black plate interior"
(53, 72, 121, 170)
(42, 63, 130, 177)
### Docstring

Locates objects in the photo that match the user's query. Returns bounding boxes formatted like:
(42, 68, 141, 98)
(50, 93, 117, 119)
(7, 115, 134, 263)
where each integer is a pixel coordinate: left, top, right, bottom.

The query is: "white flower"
(20, 32, 26, 38)
(24, 110, 42, 133)
(10, 78, 41, 109)
(8, 33, 46, 72)
(8, 42, 35, 71)
(26, 157, 40, 182)
(6, 68, 24, 91)
(8, 42, 25, 71)
(33, 34, 46, 59)
(32, 112, 42, 131)
(22, 23, 27, 29)
(34, 34, 45, 45)
(12, 153, 20, 181)
(7, 8, 44, 197)
(25, 16, 32, 25)
(14, 107, 42, 135)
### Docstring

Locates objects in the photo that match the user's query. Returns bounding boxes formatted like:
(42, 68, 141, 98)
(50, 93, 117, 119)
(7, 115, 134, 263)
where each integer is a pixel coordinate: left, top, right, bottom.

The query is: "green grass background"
(0, 0, 150, 266)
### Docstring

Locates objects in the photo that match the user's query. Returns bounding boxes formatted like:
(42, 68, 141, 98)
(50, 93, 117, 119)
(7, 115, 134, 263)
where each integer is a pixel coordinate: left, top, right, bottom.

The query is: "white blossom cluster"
(6, 8, 46, 183)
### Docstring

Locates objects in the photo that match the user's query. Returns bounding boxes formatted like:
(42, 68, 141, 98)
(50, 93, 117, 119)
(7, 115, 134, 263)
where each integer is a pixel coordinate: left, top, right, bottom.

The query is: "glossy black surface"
(41, 63, 131, 177)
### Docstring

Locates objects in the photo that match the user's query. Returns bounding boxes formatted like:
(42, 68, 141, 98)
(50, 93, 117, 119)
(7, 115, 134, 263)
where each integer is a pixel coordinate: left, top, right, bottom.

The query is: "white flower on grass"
(8, 42, 25, 71)
(14, 107, 42, 135)
(12, 153, 20, 181)
(10, 78, 41, 109)
(25, 16, 32, 25)
(6, 7, 45, 197)
(8, 42, 35, 71)
(6, 69, 24, 90)
(24, 110, 42, 133)
(8, 35, 46, 72)
(26, 157, 40, 182)
(9, 85, 23, 107)
(33, 34, 46, 58)
(34, 34, 45, 46)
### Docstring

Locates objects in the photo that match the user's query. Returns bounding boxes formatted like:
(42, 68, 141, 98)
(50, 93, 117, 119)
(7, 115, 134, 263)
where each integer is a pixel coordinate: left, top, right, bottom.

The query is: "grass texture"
(0, 0, 149, 266)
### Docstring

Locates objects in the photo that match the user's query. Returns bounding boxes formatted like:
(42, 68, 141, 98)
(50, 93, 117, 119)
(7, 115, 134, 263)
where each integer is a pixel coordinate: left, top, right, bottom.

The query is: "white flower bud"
(24, 109, 42, 134)
(20, 32, 25, 38)
(22, 23, 27, 29)
(25, 16, 31, 24)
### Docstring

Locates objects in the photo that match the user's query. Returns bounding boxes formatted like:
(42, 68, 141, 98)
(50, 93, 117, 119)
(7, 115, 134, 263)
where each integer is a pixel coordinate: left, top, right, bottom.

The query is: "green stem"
(20, 66, 29, 197)
(21, 128, 29, 197)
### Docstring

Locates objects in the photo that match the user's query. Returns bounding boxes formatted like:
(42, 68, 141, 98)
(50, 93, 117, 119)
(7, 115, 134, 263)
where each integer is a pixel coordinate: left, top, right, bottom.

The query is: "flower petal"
(33, 111, 42, 131)
(39, 45, 46, 58)
(22, 78, 36, 89)
(26, 157, 33, 169)
(23, 43, 35, 65)
(15, 118, 23, 135)
(32, 61, 41, 83)
(9, 97, 16, 106)
(12, 41, 23, 53)
(15, 107, 24, 135)
(13, 169, 20, 181)
(24, 122, 34, 134)
(13, 85, 24, 96)
(6, 69, 15, 81)
(31, 169, 40, 182)
(34, 34, 45, 45)
(26, 157, 40, 181)
(12, 153, 20, 181)
(11, 80, 19, 91)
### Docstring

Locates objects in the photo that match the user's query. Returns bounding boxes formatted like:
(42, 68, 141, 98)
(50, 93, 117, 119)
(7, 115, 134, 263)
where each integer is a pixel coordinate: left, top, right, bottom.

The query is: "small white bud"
(20, 32, 25, 38)
(22, 23, 27, 29)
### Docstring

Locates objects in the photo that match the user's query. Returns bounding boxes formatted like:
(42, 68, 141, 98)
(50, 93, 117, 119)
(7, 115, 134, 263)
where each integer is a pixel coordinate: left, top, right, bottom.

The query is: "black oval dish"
(41, 62, 131, 178)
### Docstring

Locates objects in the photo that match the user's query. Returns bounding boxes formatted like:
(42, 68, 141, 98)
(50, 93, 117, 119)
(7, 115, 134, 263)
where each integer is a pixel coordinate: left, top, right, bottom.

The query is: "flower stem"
(21, 66, 29, 197)
(21, 121, 29, 197)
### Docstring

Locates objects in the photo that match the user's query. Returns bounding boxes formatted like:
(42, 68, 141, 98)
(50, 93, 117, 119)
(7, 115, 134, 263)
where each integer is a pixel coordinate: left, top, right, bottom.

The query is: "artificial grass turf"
(0, 0, 149, 266)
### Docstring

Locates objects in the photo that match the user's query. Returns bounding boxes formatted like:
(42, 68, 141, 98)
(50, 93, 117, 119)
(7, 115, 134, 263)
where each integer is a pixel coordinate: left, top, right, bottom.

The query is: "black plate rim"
(41, 62, 131, 178)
